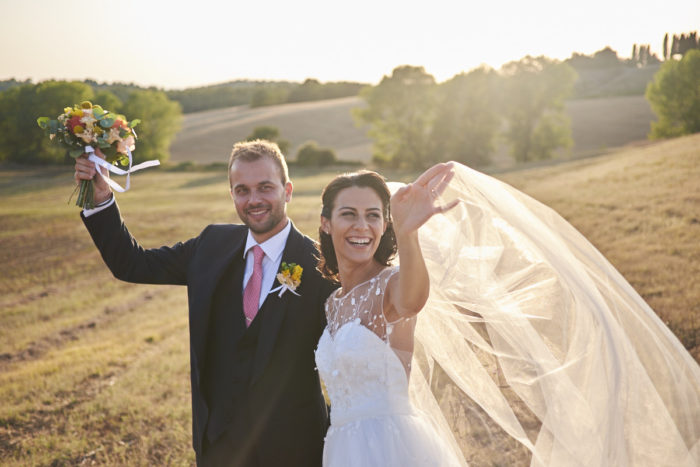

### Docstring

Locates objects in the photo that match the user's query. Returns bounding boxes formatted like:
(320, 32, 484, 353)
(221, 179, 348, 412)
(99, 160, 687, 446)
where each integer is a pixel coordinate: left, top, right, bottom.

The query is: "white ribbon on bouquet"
(85, 145, 160, 193)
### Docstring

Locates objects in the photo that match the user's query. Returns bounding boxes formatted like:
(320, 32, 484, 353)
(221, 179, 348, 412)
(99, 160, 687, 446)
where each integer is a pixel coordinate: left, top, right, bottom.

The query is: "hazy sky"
(1, 0, 698, 89)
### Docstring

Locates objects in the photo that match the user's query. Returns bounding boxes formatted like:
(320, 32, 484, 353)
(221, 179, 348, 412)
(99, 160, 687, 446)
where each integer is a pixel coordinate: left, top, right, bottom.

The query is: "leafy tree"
(646, 49, 700, 138)
(296, 141, 337, 166)
(500, 56, 577, 162)
(287, 79, 364, 103)
(0, 80, 94, 163)
(592, 47, 625, 68)
(430, 67, 501, 167)
(250, 85, 291, 108)
(120, 89, 182, 163)
(288, 79, 323, 102)
(663, 33, 669, 61)
(246, 126, 290, 155)
(93, 89, 123, 113)
(354, 65, 436, 169)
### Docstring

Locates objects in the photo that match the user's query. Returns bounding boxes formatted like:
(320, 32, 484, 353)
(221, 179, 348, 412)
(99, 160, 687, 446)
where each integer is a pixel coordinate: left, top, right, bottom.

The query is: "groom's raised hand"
(74, 148, 113, 205)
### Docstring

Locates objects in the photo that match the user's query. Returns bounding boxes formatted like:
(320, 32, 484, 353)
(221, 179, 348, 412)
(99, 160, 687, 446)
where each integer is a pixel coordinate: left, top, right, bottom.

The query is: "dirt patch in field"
(0, 289, 165, 371)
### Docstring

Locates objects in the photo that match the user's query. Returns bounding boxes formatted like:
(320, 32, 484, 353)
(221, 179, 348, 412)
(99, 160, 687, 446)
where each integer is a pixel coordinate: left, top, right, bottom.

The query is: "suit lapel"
(191, 227, 247, 386)
(250, 223, 306, 387)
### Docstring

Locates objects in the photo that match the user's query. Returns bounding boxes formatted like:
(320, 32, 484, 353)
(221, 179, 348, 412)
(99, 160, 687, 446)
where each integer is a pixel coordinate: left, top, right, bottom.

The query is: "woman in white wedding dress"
(314, 162, 700, 467)
(314, 164, 464, 466)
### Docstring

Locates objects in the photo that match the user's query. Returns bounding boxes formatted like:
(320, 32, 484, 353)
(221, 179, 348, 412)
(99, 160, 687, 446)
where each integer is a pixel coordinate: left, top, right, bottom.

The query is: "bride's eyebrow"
(338, 207, 381, 212)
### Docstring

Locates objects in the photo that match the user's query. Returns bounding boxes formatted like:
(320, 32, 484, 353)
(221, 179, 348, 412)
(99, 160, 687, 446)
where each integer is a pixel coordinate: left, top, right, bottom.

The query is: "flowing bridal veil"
(392, 163, 700, 466)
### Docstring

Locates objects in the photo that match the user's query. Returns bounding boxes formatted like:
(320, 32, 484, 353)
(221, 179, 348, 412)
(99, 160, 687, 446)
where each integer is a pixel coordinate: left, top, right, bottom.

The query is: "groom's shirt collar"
(243, 219, 291, 264)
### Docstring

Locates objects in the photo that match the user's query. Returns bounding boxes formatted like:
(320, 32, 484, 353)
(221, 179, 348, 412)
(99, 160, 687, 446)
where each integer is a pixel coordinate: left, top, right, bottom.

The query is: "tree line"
(0, 81, 182, 164)
(664, 31, 699, 60)
(357, 43, 700, 170)
(0, 78, 366, 115)
(355, 57, 577, 170)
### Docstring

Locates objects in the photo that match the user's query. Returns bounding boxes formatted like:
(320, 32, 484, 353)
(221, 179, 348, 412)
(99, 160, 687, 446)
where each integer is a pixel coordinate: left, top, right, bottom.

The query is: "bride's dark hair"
(318, 170, 397, 282)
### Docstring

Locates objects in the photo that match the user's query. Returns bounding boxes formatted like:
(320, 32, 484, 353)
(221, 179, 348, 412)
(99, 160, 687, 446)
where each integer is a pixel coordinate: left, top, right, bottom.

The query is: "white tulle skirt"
(323, 412, 463, 467)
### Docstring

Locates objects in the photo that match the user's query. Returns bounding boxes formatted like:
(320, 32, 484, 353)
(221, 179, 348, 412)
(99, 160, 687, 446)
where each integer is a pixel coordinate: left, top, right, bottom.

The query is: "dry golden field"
(0, 133, 698, 465)
(169, 95, 656, 166)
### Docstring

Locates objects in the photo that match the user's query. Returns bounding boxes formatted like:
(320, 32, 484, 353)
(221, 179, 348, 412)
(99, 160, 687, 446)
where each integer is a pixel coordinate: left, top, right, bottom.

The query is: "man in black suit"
(75, 140, 336, 466)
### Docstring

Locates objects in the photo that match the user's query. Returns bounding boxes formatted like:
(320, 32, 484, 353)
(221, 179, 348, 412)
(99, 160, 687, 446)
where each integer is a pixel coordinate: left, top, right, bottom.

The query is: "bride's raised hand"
(390, 162, 459, 236)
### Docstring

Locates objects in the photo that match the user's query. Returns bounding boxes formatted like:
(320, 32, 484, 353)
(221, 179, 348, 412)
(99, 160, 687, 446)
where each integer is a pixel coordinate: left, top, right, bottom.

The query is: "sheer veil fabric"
(392, 163, 700, 466)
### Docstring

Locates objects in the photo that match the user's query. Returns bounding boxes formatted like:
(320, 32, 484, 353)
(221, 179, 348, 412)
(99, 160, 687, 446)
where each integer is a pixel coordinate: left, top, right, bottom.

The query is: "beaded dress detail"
(315, 267, 462, 466)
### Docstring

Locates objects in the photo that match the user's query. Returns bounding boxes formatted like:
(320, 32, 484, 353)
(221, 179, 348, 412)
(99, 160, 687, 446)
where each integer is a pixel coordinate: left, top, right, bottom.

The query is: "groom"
(75, 140, 336, 466)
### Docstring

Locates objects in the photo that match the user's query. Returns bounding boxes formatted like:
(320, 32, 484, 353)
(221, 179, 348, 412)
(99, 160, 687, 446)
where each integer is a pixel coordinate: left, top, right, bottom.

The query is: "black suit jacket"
(82, 202, 336, 465)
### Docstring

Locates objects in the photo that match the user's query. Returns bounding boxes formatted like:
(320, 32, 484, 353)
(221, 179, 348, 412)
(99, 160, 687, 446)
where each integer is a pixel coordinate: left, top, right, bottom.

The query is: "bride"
(314, 162, 700, 466)
(315, 163, 462, 466)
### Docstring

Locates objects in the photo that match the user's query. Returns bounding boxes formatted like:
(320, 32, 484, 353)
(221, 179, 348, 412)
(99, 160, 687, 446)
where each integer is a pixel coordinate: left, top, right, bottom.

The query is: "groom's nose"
(248, 189, 261, 204)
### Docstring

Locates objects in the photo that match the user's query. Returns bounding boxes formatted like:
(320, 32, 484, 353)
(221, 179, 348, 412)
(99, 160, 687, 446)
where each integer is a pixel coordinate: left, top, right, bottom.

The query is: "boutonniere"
(269, 262, 303, 297)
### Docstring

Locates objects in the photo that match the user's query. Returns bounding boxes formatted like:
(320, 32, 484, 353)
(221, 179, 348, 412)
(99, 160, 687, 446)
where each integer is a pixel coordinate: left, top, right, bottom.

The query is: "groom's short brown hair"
(228, 139, 289, 186)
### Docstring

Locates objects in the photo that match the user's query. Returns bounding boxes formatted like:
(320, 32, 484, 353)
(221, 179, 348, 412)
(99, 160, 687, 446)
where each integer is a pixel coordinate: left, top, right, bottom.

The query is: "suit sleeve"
(81, 201, 198, 285)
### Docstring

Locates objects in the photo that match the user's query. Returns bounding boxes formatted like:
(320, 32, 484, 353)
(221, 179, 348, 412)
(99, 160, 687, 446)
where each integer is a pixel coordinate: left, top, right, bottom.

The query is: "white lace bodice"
(315, 267, 418, 426)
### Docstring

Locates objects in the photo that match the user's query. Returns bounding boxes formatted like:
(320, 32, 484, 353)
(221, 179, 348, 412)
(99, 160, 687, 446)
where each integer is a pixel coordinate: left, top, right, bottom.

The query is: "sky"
(1, 0, 698, 90)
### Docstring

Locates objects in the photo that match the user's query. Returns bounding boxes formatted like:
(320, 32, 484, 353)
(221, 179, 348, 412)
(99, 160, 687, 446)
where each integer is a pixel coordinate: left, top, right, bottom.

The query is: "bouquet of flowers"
(37, 101, 154, 209)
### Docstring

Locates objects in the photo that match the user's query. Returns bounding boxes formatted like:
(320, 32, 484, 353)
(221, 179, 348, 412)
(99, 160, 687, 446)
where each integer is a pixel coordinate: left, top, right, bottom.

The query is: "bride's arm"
(385, 163, 458, 318)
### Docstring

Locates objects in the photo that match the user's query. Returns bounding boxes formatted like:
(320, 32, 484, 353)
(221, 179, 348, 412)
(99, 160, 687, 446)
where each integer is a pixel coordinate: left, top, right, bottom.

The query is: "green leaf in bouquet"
(100, 118, 115, 128)
(69, 148, 84, 158)
(37, 117, 49, 129)
(129, 119, 141, 128)
(49, 120, 59, 135)
(101, 145, 117, 159)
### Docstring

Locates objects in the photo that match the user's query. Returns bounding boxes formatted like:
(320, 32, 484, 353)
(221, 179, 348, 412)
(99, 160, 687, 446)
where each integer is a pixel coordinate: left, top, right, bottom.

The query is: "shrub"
(296, 141, 337, 166)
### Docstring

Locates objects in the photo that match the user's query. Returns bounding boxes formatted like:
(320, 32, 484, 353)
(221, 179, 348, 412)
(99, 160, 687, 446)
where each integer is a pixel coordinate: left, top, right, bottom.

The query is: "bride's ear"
(320, 215, 331, 235)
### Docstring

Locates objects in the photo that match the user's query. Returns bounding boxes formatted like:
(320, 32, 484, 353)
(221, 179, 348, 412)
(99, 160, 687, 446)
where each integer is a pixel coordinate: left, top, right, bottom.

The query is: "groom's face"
(229, 157, 293, 242)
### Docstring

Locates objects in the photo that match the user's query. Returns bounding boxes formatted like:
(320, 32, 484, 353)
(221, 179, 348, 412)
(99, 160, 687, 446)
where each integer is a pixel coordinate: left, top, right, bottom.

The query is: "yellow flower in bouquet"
(271, 262, 303, 297)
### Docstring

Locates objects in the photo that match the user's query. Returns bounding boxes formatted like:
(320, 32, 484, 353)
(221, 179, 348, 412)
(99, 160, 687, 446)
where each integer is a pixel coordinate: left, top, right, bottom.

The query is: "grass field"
(1, 133, 698, 465)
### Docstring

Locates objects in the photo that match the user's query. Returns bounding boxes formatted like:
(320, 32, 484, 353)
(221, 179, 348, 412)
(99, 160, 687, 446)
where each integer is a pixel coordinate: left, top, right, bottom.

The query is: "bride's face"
(322, 186, 387, 268)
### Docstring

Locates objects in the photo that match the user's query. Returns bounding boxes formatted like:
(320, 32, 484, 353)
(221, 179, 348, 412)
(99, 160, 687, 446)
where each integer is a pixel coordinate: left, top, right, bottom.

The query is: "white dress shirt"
(82, 194, 116, 217)
(242, 220, 292, 310)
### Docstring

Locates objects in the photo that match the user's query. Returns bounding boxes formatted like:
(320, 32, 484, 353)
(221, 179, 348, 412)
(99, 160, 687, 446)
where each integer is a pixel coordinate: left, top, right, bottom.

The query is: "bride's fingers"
(414, 163, 451, 188)
(425, 164, 455, 198)
(392, 183, 412, 200)
(435, 199, 460, 213)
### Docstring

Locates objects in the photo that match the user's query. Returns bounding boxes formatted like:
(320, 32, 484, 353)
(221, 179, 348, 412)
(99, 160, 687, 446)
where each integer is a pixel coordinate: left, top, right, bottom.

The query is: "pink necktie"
(243, 245, 264, 327)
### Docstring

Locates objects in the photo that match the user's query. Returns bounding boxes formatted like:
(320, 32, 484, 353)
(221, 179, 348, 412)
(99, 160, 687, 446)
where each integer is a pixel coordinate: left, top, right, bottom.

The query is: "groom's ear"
(284, 181, 293, 202)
